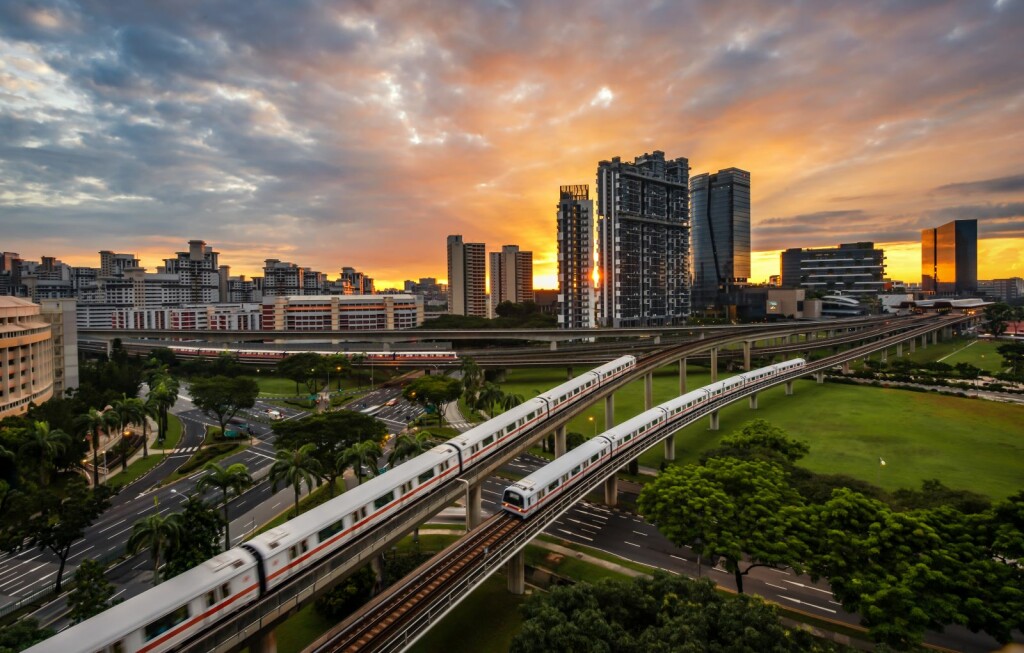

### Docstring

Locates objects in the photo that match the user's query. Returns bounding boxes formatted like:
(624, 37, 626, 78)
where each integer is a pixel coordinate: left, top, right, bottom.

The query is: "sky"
(1, 1, 1023, 290)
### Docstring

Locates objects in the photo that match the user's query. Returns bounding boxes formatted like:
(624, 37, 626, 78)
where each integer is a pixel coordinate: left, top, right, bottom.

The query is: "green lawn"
(162, 414, 182, 450)
(864, 336, 1009, 374)
(499, 367, 1024, 499)
(407, 574, 526, 653)
(276, 601, 336, 653)
(244, 374, 305, 397)
(107, 452, 165, 489)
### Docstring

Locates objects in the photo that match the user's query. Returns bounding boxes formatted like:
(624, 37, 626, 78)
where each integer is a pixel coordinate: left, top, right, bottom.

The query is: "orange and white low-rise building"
(0, 297, 54, 418)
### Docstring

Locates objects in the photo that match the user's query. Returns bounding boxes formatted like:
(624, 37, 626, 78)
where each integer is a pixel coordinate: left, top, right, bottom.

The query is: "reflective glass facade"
(921, 219, 977, 295)
(689, 168, 751, 310)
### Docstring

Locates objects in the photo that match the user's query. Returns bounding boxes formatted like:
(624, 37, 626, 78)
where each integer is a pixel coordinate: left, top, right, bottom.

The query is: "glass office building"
(689, 168, 751, 310)
(922, 219, 977, 296)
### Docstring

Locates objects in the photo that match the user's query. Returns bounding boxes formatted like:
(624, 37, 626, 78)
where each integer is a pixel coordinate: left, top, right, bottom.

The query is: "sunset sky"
(2, 1, 1023, 290)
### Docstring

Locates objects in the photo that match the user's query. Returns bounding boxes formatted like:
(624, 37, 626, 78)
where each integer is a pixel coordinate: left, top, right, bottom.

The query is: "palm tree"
(270, 444, 323, 517)
(127, 513, 182, 586)
(475, 382, 505, 418)
(111, 394, 139, 472)
(149, 376, 179, 444)
(339, 439, 383, 486)
(501, 392, 525, 412)
(388, 431, 435, 467)
(18, 421, 71, 486)
(127, 396, 157, 459)
(197, 462, 253, 550)
(75, 408, 117, 486)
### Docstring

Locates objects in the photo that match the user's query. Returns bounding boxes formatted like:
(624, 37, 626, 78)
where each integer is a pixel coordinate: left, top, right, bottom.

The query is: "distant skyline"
(2, 1, 1023, 289)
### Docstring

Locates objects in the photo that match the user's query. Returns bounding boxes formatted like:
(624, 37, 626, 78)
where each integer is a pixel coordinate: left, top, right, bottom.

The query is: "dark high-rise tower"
(689, 168, 751, 310)
(556, 185, 595, 329)
(922, 219, 977, 295)
(597, 151, 690, 327)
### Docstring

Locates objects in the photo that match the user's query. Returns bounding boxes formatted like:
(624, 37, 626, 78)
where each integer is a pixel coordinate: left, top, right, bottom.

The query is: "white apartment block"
(262, 295, 423, 331)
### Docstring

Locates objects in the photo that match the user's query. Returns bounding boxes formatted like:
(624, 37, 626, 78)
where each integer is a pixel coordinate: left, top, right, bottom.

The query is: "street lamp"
(335, 365, 342, 391)
(588, 415, 596, 438)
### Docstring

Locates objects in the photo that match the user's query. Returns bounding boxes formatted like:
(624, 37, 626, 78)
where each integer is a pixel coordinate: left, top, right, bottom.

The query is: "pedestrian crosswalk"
(173, 446, 200, 454)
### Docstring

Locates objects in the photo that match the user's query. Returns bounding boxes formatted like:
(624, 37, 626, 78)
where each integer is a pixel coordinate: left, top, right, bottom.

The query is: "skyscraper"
(780, 242, 886, 296)
(922, 219, 977, 296)
(597, 151, 690, 327)
(488, 245, 533, 317)
(446, 235, 487, 317)
(556, 185, 595, 329)
(689, 168, 751, 310)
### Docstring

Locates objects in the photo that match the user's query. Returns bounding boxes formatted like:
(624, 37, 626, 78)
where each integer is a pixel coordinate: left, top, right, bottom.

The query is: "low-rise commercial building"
(0, 297, 54, 418)
(262, 295, 423, 331)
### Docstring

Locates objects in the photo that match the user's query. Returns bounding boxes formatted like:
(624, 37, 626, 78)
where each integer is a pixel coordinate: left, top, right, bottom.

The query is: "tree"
(277, 352, 324, 395)
(0, 618, 53, 653)
(636, 458, 808, 593)
(17, 477, 112, 593)
(459, 356, 484, 406)
(68, 558, 117, 624)
(197, 462, 253, 550)
(273, 411, 385, 496)
(75, 407, 117, 486)
(954, 361, 982, 386)
(17, 421, 70, 487)
(270, 444, 323, 517)
(128, 512, 182, 586)
(510, 573, 834, 653)
(985, 302, 1012, 336)
(698, 419, 810, 466)
(148, 374, 180, 444)
(402, 376, 462, 427)
(189, 375, 259, 436)
(500, 391, 524, 412)
(474, 382, 504, 418)
(339, 439, 383, 486)
(389, 431, 435, 466)
(162, 496, 225, 579)
(997, 341, 1024, 377)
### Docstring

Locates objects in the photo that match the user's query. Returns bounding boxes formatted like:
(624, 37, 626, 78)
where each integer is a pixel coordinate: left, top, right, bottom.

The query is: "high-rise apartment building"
(689, 168, 751, 310)
(556, 185, 595, 329)
(99, 251, 140, 278)
(922, 219, 978, 295)
(597, 151, 690, 327)
(488, 245, 534, 317)
(780, 242, 886, 296)
(160, 240, 221, 303)
(446, 235, 487, 317)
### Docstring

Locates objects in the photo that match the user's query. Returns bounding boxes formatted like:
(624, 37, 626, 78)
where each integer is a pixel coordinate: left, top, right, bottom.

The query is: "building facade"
(38, 298, 78, 397)
(488, 245, 534, 317)
(446, 235, 487, 317)
(977, 277, 1023, 303)
(922, 219, 978, 295)
(689, 168, 751, 310)
(160, 240, 222, 303)
(556, 185, 595, 329)
(0, 297, 54, 418)
(261, 295, 423, 331)
(597, 151, 690, 327)
(780, 242, 886, 296)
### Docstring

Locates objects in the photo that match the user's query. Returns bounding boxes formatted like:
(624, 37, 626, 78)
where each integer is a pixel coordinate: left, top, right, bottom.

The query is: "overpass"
(157, 312, 978, 653)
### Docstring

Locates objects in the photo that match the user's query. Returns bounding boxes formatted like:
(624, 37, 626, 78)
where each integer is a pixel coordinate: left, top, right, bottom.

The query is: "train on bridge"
(27, 356, 637, 653)
(80, 341, 460, 364)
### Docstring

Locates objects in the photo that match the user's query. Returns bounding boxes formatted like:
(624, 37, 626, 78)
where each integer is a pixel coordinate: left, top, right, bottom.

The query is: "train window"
(547, 480, 560, 492)
(111, 642, 125, 653)
(503, 490, 524, 507)
(401, 481, 413, 494)
(144, 604, 190, 642)
(289, 545, 299, 560)
(572, 465, 581, 475)
(418, 469, 435, 484)
(440, 461, 449, 471)
(623, 434, 632, 442)
(206, 590, 217, 608)
(482, 435, 495, 446)
(221, 583, 232, 599)
(374, 491, 394, 509)
(590, 453, 599, 464)
(319, 518, 346, 542)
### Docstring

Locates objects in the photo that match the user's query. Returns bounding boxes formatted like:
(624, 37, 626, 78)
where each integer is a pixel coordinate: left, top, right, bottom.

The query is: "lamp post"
(588, 415, 596, 438)
(336, 365, 342, 391)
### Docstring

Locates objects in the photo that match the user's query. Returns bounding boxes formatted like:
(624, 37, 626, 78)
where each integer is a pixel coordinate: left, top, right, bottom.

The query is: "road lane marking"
(670, 554, 688, 562)
(632, 530, 648, 536)
(783, 579, 834, 596)
(766, 582, 787, 590)
(558, 528, 592, 541)
(98, 518, 128, 533)
(779, 595, 837, 614)
(625, 541, 641, 547)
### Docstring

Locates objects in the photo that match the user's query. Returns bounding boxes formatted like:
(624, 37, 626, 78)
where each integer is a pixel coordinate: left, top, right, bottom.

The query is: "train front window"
(503, 490, 524, 508)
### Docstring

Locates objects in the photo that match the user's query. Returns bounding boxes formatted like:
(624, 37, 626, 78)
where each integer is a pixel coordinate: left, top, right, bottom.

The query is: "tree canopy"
(402, 376, 462, 426)
(273, 410, 386, 495)
(188, 375, 259, 435)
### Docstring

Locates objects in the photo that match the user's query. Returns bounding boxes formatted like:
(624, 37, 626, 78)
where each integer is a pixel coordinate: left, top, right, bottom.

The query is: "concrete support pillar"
(679, 358, 687, 395)
(897, 342, 903, 357)
(603, 475, 618, 506)
(881, 348, 888, 362)
(710, 348, 719, 382)
(910, 338, 916, 353)
(921, 334, 927, 350)
(931, 330, 938, 345)
(664, 433, 676, 461)
(815, 372, 825, 384)
(248, 630, 278, 653)
(566, 366, 573, 380)
(654, 335, 661, 345)
(553, 425, 567, 458)
(549, 340, 558, 351)
(370, 554, 385, 593)
(743, 341, 752, 371)
(785, 380, 794, 396)
(465, 483, 482, 531)
(644, 373, 654, 410)
(604, 394, 615, 431)
(748, 392, 758, 410)
(506, 550, 525, 595)
(790, 333, 798, 344)
(842, 361, 851, 374)
(709, 410, 720, 431)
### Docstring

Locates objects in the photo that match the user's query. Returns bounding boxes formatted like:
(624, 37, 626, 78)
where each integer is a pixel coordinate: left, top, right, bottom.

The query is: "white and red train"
(26, 356, 637, 653)
(502, 358, 807, 518)
(162, 345, 459, 364)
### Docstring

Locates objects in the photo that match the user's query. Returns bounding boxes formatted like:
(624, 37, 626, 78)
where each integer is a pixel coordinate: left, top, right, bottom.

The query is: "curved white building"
(0, 297, 54, 418)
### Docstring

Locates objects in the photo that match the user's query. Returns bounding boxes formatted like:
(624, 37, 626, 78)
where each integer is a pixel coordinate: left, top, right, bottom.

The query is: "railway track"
(317, 515, 520, 653)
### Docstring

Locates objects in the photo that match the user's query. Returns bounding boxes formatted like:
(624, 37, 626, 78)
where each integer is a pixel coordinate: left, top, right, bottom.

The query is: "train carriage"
(502, 436, 611, 519)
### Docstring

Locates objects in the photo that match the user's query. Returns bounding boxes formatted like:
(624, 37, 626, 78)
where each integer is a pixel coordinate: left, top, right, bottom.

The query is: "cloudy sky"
(2, 0, 1023, 288)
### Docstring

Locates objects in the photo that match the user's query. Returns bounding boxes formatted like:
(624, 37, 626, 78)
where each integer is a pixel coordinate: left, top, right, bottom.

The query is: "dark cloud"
(933, 174, 1024, 195)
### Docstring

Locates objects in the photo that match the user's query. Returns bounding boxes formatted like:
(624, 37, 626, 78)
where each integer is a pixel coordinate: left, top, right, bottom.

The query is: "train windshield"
(503, 490, 524, 508)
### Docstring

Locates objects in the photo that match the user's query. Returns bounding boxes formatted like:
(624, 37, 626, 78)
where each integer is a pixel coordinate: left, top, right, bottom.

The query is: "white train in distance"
(26, 356, 637, 653)
(502, 358, 807, 518)
(162, 345, 459, 364)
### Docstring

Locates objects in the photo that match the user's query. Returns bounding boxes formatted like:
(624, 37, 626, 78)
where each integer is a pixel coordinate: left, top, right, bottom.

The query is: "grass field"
(865, 336, 1009, 374)
(499, 365, 1024, 499)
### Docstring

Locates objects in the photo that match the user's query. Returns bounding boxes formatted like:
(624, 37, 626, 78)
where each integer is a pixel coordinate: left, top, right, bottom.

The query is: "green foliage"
(389, 431, 436, 466)
(985, 302, 1013, 337)
(274, 411, 385, 496)
(68, 558, 117, 624)
(197, 463, 252, 550)
(277, 352, 326, 395)
(315, 566, 377, 619)
(338, 439, 383, 485)
(403, 376, 462, 426)
(637, 458, 808, 593)
(0, 618, 54, 653)
(890, 478, 991, 514)
(698, 418, 809, 465)
(128, 512, 182, 586)
(510, 573, 837, 653)
(162, 496, 225, 579)
(188, 375, 259, 434)
(270, 444, 324, 517)
(996, 341, 1024, 377)
(176, 442, 241, 475)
